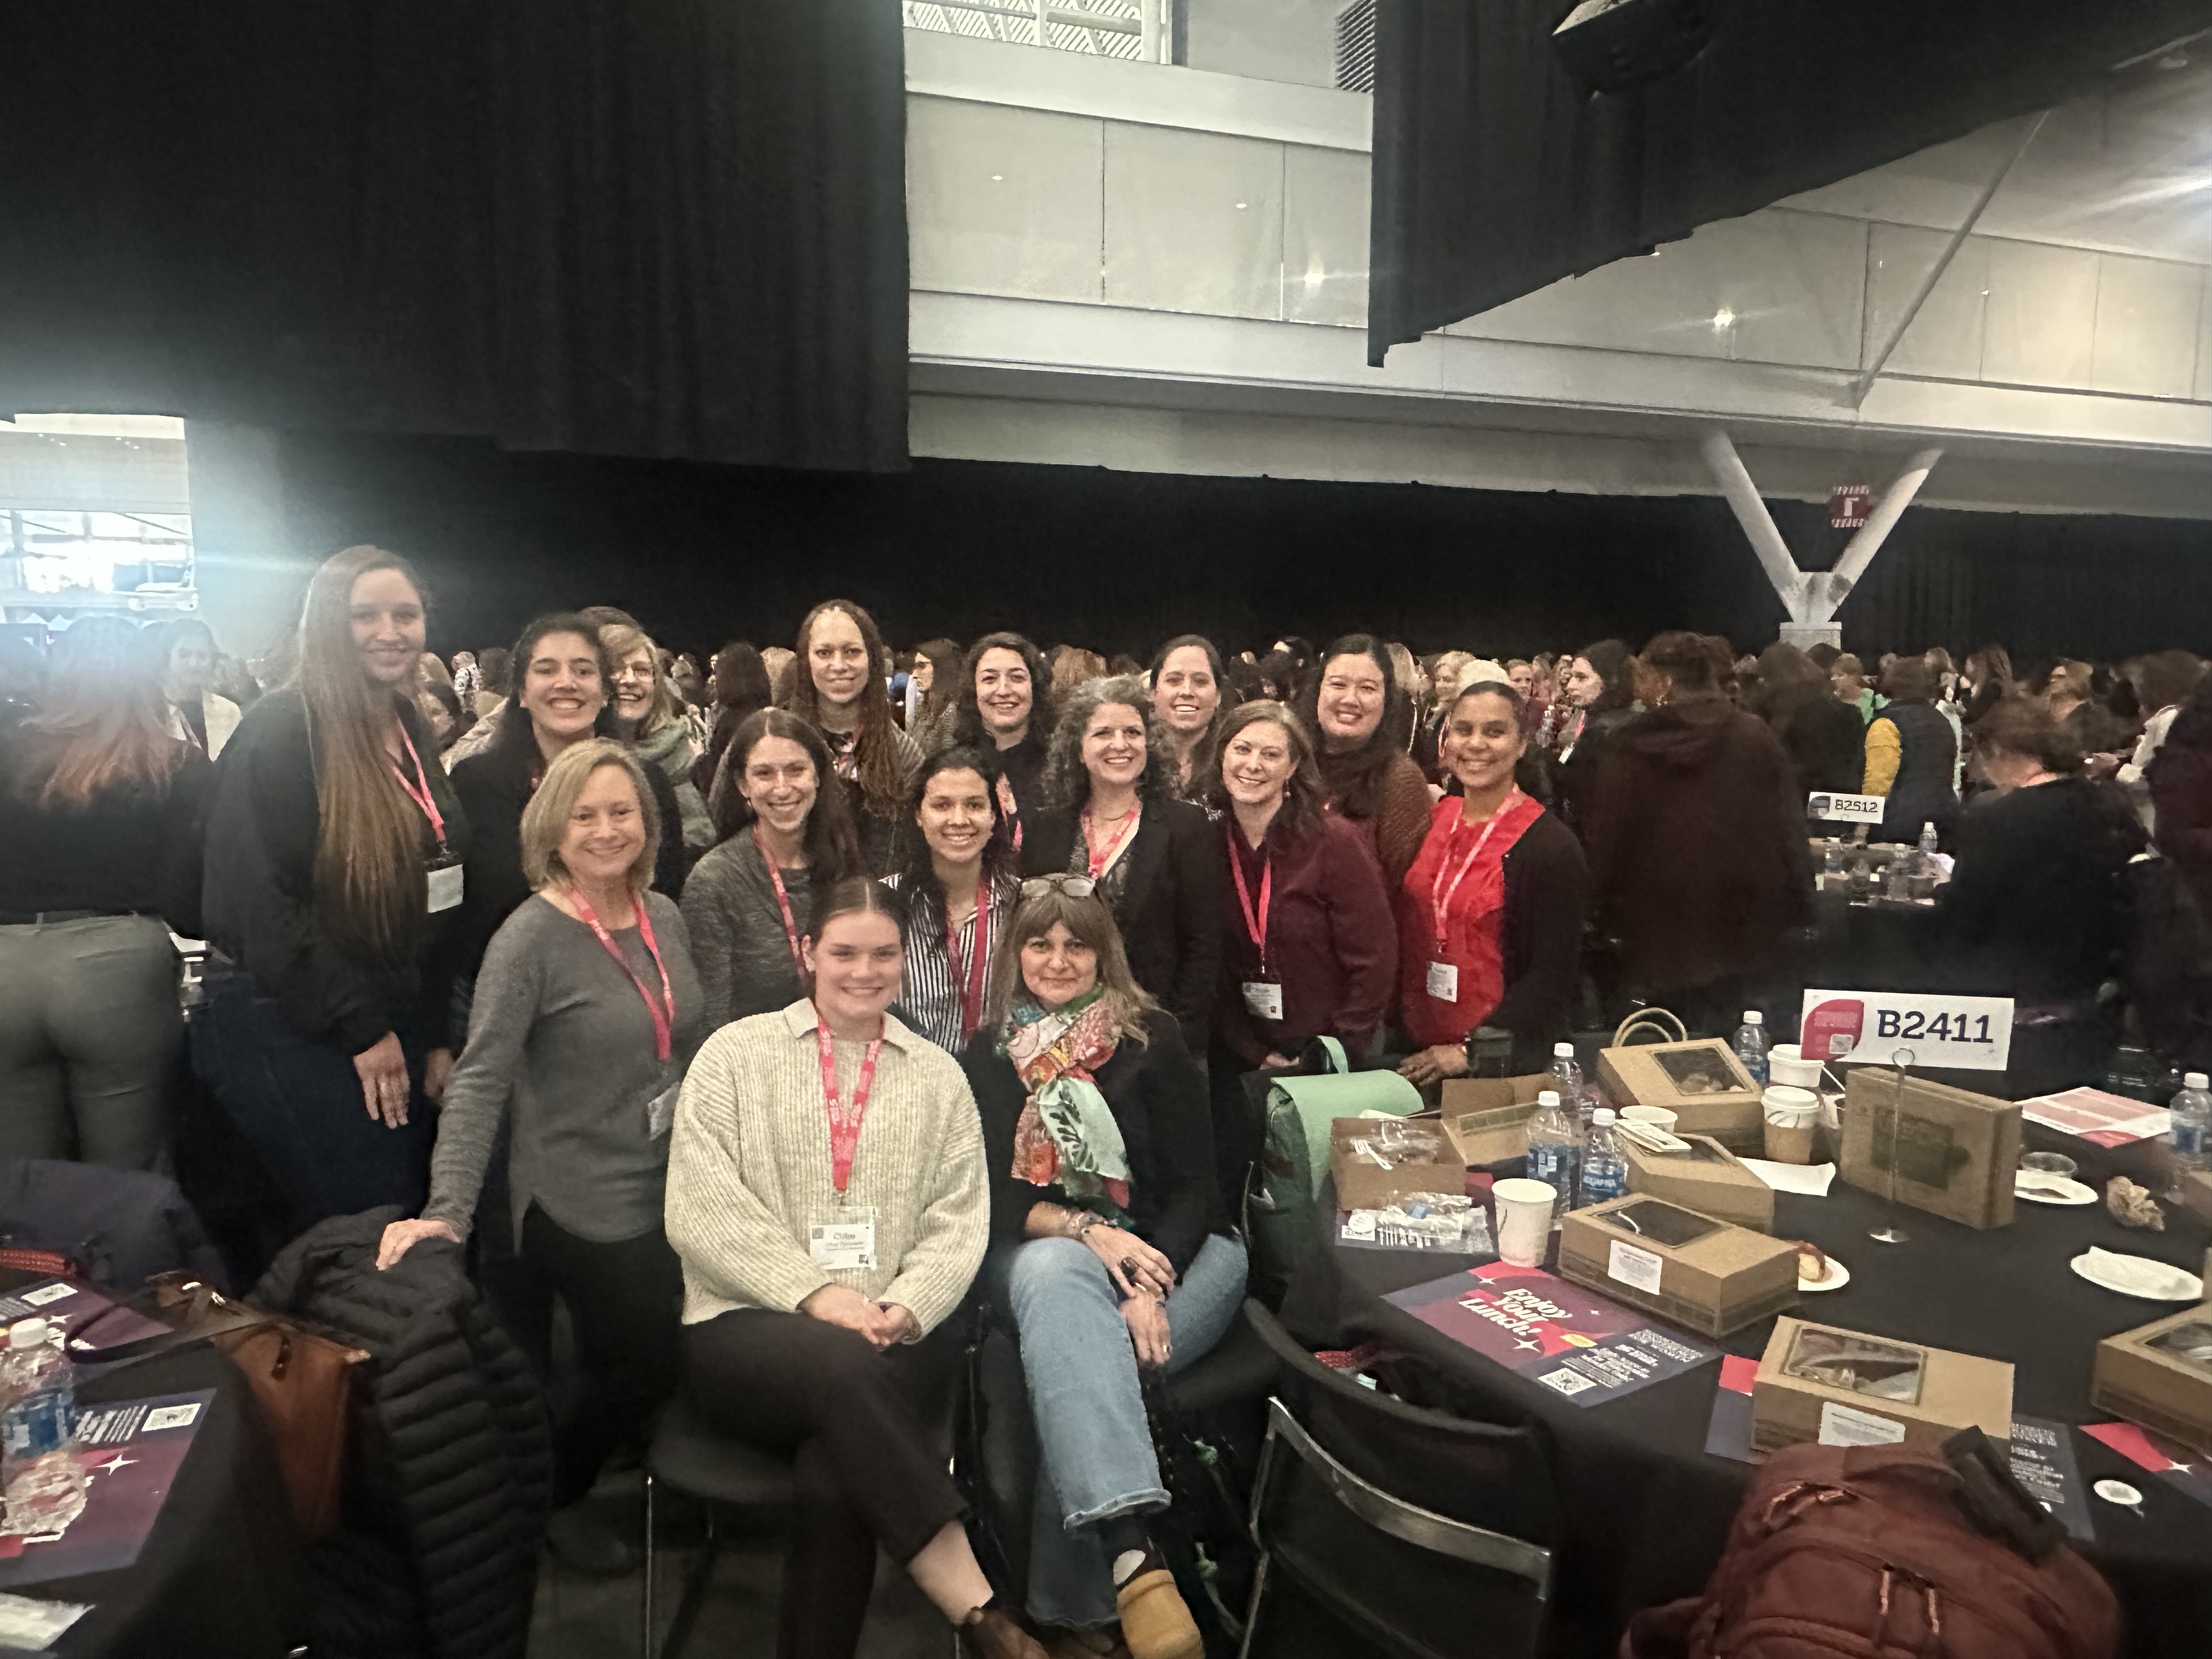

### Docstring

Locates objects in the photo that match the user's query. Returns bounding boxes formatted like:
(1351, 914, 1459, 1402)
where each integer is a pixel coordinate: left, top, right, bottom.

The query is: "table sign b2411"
(1799, 990, 2014, 1073)
(1808, 792, 1885, 823)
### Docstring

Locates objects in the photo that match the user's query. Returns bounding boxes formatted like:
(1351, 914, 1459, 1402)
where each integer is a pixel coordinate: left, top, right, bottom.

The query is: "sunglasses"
(1020, 875, 1097, 901)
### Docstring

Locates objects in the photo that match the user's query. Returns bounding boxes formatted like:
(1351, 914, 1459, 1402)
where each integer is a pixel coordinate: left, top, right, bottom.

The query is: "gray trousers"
(0, 915, 179, 1169)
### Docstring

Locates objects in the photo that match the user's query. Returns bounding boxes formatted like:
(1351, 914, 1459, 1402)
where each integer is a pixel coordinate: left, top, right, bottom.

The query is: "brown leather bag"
(140, 1274, 369, 1539)
(1621, 1438, 2120, 1659)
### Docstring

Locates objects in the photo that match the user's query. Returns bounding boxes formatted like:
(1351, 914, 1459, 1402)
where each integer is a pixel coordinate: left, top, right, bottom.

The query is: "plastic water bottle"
(2169, 1072, 2212, 1175)
(0, 1319, 83, 1537)
(1578, 1109, 1629, 1207)
(1550, 1042, 1591, 1127)
(1733, 1011, 1770, 1087)
(1525, 1091, 1582, 1229)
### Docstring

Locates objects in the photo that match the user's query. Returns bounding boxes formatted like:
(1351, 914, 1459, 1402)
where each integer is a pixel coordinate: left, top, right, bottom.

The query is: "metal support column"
(1699, 426, 1809, 621)
(1802, 446, 1945, 623)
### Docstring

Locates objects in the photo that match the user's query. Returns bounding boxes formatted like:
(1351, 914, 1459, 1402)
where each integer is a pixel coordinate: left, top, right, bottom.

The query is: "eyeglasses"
(1020, 875, 1097, 901)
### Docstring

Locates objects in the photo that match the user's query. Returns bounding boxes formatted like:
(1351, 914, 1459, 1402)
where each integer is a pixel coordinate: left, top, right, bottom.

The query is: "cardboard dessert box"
(1752, 1317, 2014, 1453)
(1597, 1040, 1764, 1153)
(1328, 1116, 1466, 1212)
(1839, 1068, 2019, 1229)
(1556, 1195, 1799, 1337)
(1436, 1074, 1553, 1169)
(1623, 1133, 1776, 1233)
(2092, 1306, 2212, 1454)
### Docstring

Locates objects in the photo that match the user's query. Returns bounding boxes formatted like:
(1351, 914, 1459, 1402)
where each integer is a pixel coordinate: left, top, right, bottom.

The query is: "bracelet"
(1065, 1211, 1101, 1240)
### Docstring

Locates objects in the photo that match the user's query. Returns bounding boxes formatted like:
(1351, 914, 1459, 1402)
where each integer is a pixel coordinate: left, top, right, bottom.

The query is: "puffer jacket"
(252, 1210, 550, 1659)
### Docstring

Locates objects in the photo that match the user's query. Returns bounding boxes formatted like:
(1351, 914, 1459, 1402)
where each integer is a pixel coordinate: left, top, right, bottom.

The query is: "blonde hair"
(600, 622, 684, 738)
(985, 883, 1158, 1045)
(520, 738, 661, 893)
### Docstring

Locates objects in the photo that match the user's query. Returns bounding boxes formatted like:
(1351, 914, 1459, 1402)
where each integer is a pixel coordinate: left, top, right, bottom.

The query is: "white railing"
(902, 0, 1170, 65)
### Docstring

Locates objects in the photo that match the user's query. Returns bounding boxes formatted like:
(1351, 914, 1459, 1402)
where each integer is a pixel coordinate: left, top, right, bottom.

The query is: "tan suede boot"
(1113, 1568, 1203, 1659)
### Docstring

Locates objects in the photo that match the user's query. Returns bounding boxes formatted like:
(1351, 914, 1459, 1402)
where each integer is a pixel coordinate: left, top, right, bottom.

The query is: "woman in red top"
(1397, 680, 1589, 1085)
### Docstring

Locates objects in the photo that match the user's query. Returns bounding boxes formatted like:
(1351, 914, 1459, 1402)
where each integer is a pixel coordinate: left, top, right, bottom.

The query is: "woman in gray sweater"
(377, 740, 709, 1554)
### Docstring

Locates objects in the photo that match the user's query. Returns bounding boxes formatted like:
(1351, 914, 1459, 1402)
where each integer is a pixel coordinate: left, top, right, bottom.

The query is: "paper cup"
(1492, 1177, 1558, 1266)
(1763, 1085, 1819, 1164)
(1622, 1105, 1679, 1131)
(1768, 1045, 1825, 1090)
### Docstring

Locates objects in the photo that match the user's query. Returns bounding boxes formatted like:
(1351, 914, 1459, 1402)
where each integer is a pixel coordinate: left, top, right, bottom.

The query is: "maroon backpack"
(1622, 1440, 2120, 1659)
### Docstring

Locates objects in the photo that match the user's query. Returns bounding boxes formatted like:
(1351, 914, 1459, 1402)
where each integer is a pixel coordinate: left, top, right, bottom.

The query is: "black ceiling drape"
(1369, 0, 2212, 362)
(0, 0, 907, 470)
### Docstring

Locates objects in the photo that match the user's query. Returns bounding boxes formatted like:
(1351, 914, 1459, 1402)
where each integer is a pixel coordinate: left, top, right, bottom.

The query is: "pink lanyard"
(754, 830, 806, 978)
(946, 882, 990, 1042)
(569, 890, 676, 1062)
(389, 720, 447, 847)
(1226, 830, 1273, 973)
(1081, 802, 1142, 880)
(1430, 790, 1522, 952)
(816, 1016, 884, 1193)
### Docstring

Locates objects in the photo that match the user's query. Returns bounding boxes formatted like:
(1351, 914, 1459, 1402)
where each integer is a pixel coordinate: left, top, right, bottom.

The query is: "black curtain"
(0, 0, 906, 470)
(1369, 0, 2212, 361)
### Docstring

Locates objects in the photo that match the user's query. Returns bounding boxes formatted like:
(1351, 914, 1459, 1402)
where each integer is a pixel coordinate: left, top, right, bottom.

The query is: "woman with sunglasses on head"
(376, 741, 707, 1568)
(685, 710, 865, 1026)
(884, 747, 1022, 1054)
(195, 546, 472, 1229)
(947, 632, 1056, 842)
(789, 599, 922, 874)
(603, 621, 712, 855)
(1397, 680, 1588, 1086)
(667, 880, 1039, 1659)
(1021, 676, 1222, 1054)
(1299, 634, 1432, 890)
(963, 879, 1240, 1659)
(1147, 635, 1231, 802)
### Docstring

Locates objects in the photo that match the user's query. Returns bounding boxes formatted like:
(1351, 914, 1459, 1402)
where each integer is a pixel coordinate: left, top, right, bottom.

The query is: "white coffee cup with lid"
(1767, 1044, 1825, 1090)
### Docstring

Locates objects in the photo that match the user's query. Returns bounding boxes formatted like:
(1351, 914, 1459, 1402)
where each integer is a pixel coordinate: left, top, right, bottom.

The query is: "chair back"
(1242, 1302, 1558, 1659)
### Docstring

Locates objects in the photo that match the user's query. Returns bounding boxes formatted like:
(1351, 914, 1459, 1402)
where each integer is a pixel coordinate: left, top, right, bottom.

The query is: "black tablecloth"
(52, 1346, 304, 1659)
(1283, 1178, 2212, 1659)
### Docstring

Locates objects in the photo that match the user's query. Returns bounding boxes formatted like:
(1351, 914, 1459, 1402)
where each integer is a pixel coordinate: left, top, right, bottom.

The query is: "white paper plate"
(1798, 1256, 1852, 1292)
(2014, 1175, 2096, 1206)
(2069, 1248, 2205, 1301)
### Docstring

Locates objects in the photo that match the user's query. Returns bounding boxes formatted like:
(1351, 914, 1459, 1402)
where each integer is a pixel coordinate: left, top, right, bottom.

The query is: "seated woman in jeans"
(963, 876, 1247, 1659)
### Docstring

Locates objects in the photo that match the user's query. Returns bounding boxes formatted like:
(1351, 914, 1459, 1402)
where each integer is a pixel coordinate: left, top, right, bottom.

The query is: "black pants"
(682, 1308, 965, 1659)
(516, 1205, 683, 1507)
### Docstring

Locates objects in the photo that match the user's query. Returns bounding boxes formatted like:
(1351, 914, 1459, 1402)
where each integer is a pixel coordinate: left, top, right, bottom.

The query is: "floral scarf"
(1002, 989, 1132, 1218)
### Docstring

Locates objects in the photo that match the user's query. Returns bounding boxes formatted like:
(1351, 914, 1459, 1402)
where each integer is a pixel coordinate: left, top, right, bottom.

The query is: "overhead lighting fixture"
(1552, 0, 1726, 97)
(1712, 308, 1736, 329)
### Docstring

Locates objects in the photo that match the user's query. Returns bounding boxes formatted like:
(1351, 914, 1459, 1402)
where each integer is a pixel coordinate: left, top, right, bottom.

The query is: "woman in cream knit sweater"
(664, 877, 1045, 1659)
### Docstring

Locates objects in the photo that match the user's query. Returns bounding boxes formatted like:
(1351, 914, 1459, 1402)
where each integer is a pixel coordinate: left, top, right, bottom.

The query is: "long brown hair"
(788, 599, 905, 816)
(1205, 699, 1325, 844)
(294, 545, 432, 959)
(14, 618, 184, 808)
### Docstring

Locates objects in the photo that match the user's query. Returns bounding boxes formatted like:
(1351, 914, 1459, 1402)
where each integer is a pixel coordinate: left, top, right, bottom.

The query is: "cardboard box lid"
(1440, 1074, 1553, 1129)
(1328, 1115, 1465, 1209)
(1841, 1068, 2019, 1223)
(1755, 1316, 2014, 1438)
(1599, 1040, 1761, 1108)
(1623, 1132, 1775, 1227)
(1560, 1195, 1797, 1299)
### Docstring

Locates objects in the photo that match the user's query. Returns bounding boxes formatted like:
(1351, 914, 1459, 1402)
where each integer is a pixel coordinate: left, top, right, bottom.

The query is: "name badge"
(426, 861, 465, 915)
(1241, 980, 1285, 1021)
(1426, 960, 1459, 1003)
(646, 1079, 681, 1139)
(809, 1207, 877, 1272)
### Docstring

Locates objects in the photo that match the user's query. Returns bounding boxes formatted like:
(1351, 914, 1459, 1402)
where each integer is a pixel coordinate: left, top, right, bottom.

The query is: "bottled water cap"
(1537, 1091, 1561, 1106)
(1742, 1011, 1763, 1026)
(1554, 1042, 1576, 1058)
(8, 1319, 49, 1350)
(2187, 1073, 2209, 1092)
(1592, 1108, 1616, 1125)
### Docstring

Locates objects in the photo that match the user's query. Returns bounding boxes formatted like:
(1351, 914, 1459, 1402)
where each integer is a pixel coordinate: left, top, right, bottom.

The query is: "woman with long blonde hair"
(195, 545, 472, 1229)
(0, 618, 208, 1167)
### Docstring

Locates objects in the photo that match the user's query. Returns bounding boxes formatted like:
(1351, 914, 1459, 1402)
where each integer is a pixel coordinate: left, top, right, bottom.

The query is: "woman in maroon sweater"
(1205, 702, 1397, 1211)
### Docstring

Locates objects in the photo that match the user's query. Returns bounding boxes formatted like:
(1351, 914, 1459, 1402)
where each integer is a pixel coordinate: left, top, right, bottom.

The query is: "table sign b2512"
(1808, 792, 1886, 824)
(1799, 990, 2014, 1073)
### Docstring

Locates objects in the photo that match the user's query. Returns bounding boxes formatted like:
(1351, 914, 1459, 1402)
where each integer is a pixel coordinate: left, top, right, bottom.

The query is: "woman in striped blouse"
(886, 746, 1022, 1054)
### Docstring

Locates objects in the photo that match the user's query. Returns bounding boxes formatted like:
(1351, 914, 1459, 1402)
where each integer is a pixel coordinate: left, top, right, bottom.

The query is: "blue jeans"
(1000, 1231, 1249, 1629)
(189, 960, 433, 1234)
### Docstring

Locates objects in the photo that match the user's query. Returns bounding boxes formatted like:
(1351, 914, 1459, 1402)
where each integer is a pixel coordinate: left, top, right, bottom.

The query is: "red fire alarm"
(1829, 484, 1874, 529)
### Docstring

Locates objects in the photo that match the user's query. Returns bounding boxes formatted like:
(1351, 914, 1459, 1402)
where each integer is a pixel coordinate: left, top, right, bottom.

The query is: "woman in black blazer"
(1020, 674, 1223, 1052)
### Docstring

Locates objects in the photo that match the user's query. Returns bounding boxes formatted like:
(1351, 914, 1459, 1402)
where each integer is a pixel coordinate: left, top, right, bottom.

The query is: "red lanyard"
(1430, 790, 1522, 952)
(390, 720, 447, 846)
(1081, 802, 1142, 880)
(946, 881, 990, 1042)
(570, 889, 676, 1062)
(816, 1015, 884, 1193)
(1226, 829, 1272, 972)
(754, 830, 806, 978)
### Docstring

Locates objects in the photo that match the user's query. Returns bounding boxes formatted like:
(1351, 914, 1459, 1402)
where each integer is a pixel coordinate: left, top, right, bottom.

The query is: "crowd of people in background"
(7, 543, 2212, 1659)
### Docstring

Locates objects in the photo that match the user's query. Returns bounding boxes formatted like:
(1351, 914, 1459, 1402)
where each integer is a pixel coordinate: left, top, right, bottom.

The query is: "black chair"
(1239, 1301, 1559, 1659)
(639, 1396, 797, 1659)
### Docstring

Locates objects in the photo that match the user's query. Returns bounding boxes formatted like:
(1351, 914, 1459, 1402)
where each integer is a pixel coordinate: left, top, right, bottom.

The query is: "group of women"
(9, 538, 2176, 1659)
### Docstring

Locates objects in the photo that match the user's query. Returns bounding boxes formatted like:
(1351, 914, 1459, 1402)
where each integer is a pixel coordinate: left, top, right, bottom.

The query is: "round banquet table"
(1280, 1175, 2212, 1659)
(49, 1344, 305, 1659)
